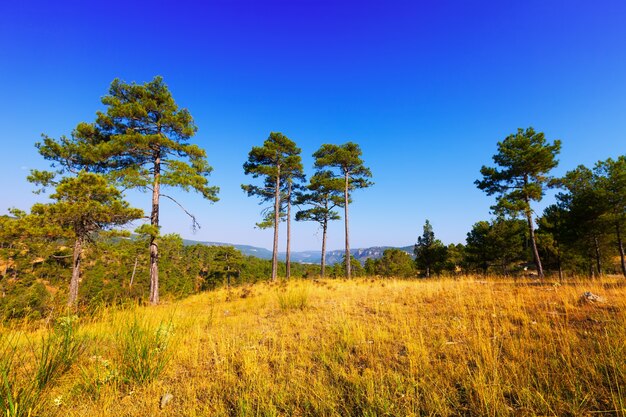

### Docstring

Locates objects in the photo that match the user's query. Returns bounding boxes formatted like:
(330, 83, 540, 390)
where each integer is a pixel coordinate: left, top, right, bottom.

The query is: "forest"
(0, 76, 624, 322)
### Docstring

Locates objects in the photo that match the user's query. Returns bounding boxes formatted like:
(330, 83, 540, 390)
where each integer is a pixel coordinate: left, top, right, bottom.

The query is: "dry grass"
(2, 276, 625, 416)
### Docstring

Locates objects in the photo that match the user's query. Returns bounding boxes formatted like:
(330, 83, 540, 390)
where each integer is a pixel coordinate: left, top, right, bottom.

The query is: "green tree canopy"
(33, 76, 218, 305)
(30, 172, 143, 306)
(295, 170, 344, 277)
(476, 127, 561, 278)
(242, 132, 302, 281)
(313, 142, 372, 278)
(414, 220, 447, 277)
(377, 249, 415, 278)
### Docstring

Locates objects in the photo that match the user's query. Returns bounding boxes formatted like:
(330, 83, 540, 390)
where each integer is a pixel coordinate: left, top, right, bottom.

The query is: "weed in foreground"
(1, 315, 84, 417)
(277, 287, 309, 311)
(117, 317, 173, 385)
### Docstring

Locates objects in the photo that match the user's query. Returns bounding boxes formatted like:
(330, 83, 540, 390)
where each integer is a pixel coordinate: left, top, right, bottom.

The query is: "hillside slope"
(3, 277, 625, 416)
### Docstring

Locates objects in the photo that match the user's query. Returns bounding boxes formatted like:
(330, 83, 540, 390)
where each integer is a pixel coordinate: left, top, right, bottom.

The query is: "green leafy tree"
(537, 204, 570, 280)
(476, 127, 561, 278)
(313, 143, 372, 278)
(414, 220, 447, 277)
(295, 170, 344, 277)
(444, 243, 466, 275)
(34, 76, 218, 305)
(242, 132, 302, 281)
(377, 248, 415, 277)
(364, 257, 377, 276)
(213, 246, 244, 287)
(30, 173, 142, 306)
(556, 165, 613, 277)
(330, 255, 364, 278)
(464, 218, 527, 275)
(464, 221, 492, 275)
(595, 156, 626, 277)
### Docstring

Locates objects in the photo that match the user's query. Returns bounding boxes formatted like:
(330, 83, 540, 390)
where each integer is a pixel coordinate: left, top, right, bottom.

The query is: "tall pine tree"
(295, 170, 344, 277)
(313, 143, 372, 278)
(476, 127, 561, 278)
(242, 132, 302, 281)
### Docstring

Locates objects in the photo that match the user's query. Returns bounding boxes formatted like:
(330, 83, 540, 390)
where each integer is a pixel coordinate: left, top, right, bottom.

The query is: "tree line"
(1, 76, 373, 310)
(0, 76, 624, 318)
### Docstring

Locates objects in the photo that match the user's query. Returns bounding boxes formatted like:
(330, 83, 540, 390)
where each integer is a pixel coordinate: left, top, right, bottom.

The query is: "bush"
(118, 318, 173, 385)
(0, 279, 50, 321)
(0, 315, 84, 417)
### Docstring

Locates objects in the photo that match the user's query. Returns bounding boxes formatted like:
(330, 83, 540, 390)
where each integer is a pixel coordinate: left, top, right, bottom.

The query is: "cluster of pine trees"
(0, 76, 374, 316)
(398, 128, 625, 279)
(0, 76, 624, 321)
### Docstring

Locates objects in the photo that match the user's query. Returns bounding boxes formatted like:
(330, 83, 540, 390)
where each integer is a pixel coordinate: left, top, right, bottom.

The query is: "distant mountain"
(183, 239, 414, 264)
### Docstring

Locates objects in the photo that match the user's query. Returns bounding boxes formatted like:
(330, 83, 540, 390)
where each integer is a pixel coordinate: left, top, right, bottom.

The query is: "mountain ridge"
(182, 239, 414, 264)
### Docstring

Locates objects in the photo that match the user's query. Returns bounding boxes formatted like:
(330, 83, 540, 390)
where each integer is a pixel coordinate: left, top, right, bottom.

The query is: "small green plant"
(35, 315, 84, 390)
(118, 318, 173, 385)
(277, 287, 309, 311)
(76, 355, 118, 401)
(1, 315, 84, 417)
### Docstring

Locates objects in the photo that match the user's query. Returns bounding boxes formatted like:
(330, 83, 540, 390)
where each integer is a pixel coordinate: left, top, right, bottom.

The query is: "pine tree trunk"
(321, 220, 328, 278)
(129, 256, 138, 288)
(286, 181, 292, 280)
(344, 171, 351, 279)
(272, 167, 281, 281)
(524, 203, 544, 278)
(615, 223, 626, 277)
(68, 236, 83, 306)
(594, 235, 602, 276)
(149, 155, 161, 305)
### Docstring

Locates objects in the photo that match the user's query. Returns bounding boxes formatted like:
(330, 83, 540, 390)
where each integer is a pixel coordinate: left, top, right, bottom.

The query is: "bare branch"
(159, 192, 201, 232)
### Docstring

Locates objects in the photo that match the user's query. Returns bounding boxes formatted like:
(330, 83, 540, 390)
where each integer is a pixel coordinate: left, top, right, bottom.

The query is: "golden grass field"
(2, 276, 625, 416)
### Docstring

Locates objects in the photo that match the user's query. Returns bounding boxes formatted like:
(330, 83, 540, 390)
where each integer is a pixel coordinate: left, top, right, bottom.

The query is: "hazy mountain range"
(182, 239, 414, 265)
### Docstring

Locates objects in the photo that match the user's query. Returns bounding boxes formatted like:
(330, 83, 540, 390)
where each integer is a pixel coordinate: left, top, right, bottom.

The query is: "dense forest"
(0, 76, 624, 321)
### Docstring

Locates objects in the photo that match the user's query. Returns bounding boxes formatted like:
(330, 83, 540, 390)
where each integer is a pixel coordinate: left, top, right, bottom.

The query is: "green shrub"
(0, 315, 84, 417)
(118, 318, 173, 385)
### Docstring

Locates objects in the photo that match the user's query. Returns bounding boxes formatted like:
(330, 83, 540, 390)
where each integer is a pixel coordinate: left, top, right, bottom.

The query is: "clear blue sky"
(1, 0, 625, 251)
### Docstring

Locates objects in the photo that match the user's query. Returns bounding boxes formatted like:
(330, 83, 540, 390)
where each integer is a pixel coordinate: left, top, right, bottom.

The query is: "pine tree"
(35, 76, 218, 304)
(414, 220, 447, 277)
(595, 156, 626, 277)
(242, 132, 302, 281)
(476, 127, 561, 278)
(30, 172, 142, 306)
(295, 170, 343, 277)
(313, 143, 372, 278)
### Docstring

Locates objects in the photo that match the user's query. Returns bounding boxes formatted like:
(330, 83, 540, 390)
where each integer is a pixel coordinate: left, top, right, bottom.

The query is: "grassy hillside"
(2, 277, 625, 416)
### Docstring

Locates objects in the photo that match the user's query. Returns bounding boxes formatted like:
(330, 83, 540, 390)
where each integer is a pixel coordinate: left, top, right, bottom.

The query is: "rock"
(579, 291, 606, 304)
(160, 393, 174, 409)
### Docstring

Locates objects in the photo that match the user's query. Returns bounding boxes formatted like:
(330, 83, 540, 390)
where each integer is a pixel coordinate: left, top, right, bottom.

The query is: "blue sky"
(1, 0, 625, 251)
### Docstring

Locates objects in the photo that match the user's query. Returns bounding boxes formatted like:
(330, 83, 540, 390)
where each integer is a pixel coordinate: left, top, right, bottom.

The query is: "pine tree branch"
(159, 192, 201, 231)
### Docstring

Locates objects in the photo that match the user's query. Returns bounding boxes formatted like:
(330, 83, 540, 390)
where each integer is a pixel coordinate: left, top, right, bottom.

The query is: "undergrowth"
(0, 277, 624, 416)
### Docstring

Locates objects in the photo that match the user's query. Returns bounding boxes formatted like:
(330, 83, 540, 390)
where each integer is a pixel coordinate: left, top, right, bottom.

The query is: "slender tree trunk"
(615, 223, 626, 277)
(129, 256, 138, 289)
(286, 181, 292, 279)
(344, 171, 351, 279)
(321, 220, 328, 277)
(524, 203, 544, 278)
(557, 249, 563, 282)
(594, 235, 602, 276)
(272, 167, 281, 281)
(425, 266, 430, 278)
(68, 236, 83, 307)
(149, 155, 161, 305)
